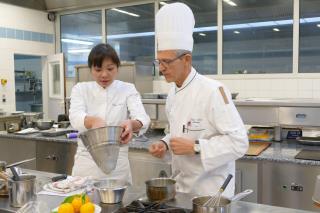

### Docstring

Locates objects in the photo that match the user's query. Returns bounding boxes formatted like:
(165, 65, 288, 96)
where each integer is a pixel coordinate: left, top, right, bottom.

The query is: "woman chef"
(69, 43, 150, 182)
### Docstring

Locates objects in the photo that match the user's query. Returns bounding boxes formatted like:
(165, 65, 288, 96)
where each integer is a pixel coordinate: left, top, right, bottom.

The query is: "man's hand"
(120, 120, 133, 144)
(170, 137, 195, 155)
(84, 116, 105, 129)
(149, 141, 167, 158)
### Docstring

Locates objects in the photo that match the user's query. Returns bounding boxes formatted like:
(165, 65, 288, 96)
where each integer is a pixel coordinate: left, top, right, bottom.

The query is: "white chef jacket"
(162, 67, 248, 197)
(69, 80, 150, 182)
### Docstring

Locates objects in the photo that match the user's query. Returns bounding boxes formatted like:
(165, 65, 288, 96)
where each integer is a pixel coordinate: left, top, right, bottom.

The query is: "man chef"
(149, 2, 249, 197)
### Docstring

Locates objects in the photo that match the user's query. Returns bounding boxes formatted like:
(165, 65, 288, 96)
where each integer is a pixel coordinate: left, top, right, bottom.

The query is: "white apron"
(69, 80, 150, 182)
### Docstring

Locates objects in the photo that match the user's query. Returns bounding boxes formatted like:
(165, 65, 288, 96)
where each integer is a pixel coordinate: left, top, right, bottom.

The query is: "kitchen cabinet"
(36, 141, 77, 174)
(235, 160, 259, 203)
(0, 137, 36, 169)
(261, 161, 320, 212)
(0, 135, 76, 174)
(129, 149, 171, 188)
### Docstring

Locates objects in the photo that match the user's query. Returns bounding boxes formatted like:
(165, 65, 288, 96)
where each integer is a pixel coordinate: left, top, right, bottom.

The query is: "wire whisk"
(203, 174, 233, 207)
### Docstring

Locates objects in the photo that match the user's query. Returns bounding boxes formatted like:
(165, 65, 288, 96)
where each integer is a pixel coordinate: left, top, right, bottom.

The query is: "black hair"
(88, 43, 120, 68)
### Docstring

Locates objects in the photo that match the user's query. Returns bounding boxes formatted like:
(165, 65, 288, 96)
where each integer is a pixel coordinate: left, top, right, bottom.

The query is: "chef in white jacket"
(149, 3, 248, 197)
(70, 43, 150, 182)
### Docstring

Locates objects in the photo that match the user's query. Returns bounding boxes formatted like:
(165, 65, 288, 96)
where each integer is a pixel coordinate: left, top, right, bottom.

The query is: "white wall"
(153, 74, 320, 99)
(0, 3, 55, 112)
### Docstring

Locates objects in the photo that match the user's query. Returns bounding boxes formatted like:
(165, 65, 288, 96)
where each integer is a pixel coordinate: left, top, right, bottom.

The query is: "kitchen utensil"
(34, 119, 54, 130)
(230, 189, 253, 201)
(158, 94, 168, 99)
(8, 174, 36, 207)
(192, 189, 253, 213)
(141, 93, 160, 99)
(295, 149, 320, 161)
(51, 174, 67, 182)
(57, 121, 70, 128)
(10, 167, 21, 181)
(0, 161, 6, 172)
(231, 93, 239, 99)
(246, 142, 271, 156)
(6, 122, 21, 133)
(6, 158, 36, 169)
(145, 170, 180, 202)
(80, 126, 123, 174)
(297, 137, 320, 146)
(203, 174, 233, 207)
(93, 179, 128, 204)
(23, 112, 42, 128)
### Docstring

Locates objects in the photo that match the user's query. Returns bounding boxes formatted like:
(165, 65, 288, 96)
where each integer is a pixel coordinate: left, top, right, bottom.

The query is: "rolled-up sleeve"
(126, 85, 150, 135)
(69, 83, 87, 132)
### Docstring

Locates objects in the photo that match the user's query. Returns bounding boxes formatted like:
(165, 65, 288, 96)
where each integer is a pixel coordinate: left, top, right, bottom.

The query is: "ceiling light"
(199, 33, 206, 36)
(273, 28, 280, 32)
(223, 0, 237, 6)
(317, 24, 320, 28)
(233, 30, 240, 34)
(111, 8, 140, 17)
(68, 49, 91, 53)
(160, 2, 168, 6)
(61, 39, 93, 45)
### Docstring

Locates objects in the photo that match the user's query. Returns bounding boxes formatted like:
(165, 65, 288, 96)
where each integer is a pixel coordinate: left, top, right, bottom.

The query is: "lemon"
(80, 202, 95, 213)
(84, 195, 91, 203)
(72, 197, 82, 213)
(58, 203, 74, 213)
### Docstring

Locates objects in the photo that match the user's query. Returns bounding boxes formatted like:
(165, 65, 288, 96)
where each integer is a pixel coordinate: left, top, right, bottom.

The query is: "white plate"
(52, 204, 101, 213)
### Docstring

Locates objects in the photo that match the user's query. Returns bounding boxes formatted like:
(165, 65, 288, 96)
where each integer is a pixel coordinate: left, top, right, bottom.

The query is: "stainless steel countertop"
(0, 169, 317, 213)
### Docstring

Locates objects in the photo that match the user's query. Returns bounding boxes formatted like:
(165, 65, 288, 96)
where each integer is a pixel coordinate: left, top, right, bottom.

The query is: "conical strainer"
(80, 126, 124, 174)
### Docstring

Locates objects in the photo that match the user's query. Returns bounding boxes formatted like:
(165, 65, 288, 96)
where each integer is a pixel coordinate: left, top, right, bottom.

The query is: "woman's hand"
(120, 120, 133, 144)
(84, 116, 105, 129)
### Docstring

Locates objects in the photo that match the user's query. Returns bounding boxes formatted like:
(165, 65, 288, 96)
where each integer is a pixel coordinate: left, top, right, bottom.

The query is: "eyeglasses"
(153, 53, 187, 68)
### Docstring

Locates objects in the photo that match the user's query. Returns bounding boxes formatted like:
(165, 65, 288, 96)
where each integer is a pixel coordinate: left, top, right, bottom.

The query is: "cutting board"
(246, 142, 271, 156)
(295, 149, 320, 161)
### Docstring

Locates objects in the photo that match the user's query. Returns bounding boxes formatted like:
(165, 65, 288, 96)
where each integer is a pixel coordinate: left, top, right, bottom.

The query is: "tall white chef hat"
(155, 2, 195, 52)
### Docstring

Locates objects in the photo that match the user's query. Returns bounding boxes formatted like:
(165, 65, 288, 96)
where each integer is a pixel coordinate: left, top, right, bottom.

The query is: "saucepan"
(145, 170, 180, 202)
(192, 189, 253, 213)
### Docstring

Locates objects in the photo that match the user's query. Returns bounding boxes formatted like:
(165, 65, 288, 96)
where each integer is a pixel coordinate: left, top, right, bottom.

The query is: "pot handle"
(170, 170, 181, 179)
(231, 189, 253, 201)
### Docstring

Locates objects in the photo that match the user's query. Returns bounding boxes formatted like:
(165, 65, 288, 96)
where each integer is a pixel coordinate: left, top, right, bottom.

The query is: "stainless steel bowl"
(94, 179, 127, 204)
(80, 126, 123, 174)
(35, 120, 54, 130)
(57, 121, 70, 128)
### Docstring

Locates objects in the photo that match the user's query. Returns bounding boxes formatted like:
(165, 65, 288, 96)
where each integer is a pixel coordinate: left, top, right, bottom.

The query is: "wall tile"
(283, 79, 298, 90)
(313, 90, 320, 99)
(6, 28, 15, 38)
(23, 31, 32, 40)
(297, 90, 313, 98)
(0, 27, 5, 38)
(31, 32, 40, 41)
(39, 33, 46, 42)
(313, 79, 320, 90)
(271, 79, 283, 91)
(15, 29, 23, 40)
(298, 79, 313, 90)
